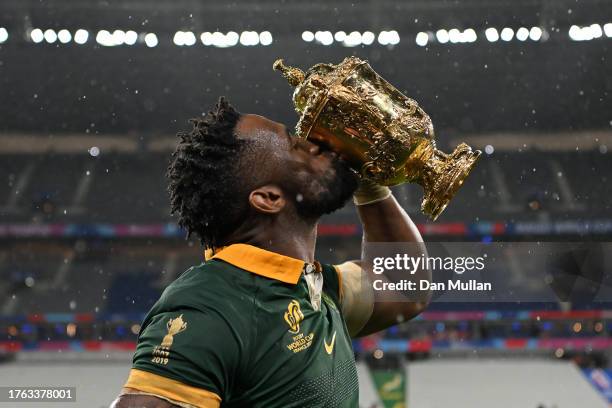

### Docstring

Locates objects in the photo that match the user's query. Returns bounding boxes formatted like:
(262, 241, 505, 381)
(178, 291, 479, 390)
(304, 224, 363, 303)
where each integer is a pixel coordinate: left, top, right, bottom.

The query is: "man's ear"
(248, 185, 286, 214)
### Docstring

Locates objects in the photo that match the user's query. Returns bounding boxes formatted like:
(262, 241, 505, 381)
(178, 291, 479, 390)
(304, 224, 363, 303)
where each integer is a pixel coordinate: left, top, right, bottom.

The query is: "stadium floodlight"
(31, 28, 44, 43)
(174, 31, 196, 46)
(388, 30, 400, 45)
(44, 29, 57, 43)
(415, 31, 428, 46)
(377, 31, 389, 45)
(377, 30, 399, 45)
(590, 24, 603, 39)
(604, 23, 612, 37)
(361, 31, 375, 45)
(516, 27, 529, 41)
(144, 33, 158, 47)
(343, 31, 362, 47)
(184, 32, 196, 46)
(572, 25, 593, 41)
(529, 27, 543, 41)
(96, 30, 114, 46)
(464, 28, 477, 43)
(302, 31, 314, 42)
(74, 29, 88, 44)
(240, 31, 259, 46)
(567, 24, 601, 41)
(0, 27, 8, 43)
(568, 25, 582, 41)
(201, 32, 213, 45)
(57, 29, 71, 43)
(259, 31, 273, 46)
(582, 26, 595, 41)
(334, 31, 346, 42)
(124, 30, 138, 45)
(211, 32, 226, 47)
(485, 27, 499, 42)
(314, 31, 333, 46)
(500, 27, 514, 41)
(448, 28, 461, 43)
(435, 29, 449, 44)
(226, 31, 239, 47)
(209, 32, 222, 47)
(112, 30, 126, 45)
(173, 31, 185, 46)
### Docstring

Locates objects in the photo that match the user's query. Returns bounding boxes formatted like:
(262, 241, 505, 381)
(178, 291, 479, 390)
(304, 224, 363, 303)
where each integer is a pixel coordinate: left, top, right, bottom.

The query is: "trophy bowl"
(274, 56, 481, 220)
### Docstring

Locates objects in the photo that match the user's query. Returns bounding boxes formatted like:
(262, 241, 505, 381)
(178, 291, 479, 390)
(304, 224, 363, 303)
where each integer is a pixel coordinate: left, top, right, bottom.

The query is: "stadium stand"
(1, 149, 611, 224)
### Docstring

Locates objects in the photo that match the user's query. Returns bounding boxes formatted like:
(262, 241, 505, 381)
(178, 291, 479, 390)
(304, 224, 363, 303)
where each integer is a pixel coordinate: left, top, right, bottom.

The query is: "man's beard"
(286, 157, 359, 221)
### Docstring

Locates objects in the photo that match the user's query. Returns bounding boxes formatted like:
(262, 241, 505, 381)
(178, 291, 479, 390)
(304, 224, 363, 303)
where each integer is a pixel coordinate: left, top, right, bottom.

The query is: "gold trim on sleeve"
(332, 264, 344, 302)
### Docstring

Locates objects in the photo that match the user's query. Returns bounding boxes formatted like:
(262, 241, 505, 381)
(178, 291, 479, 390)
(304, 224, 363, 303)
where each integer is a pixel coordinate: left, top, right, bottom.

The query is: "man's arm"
(111, 390, 186, 408)
(337, 181, 430, 337)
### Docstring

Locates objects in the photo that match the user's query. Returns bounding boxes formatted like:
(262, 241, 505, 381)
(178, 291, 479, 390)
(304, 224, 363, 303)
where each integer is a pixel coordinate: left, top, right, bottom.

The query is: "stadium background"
(1, 0, 612, 406)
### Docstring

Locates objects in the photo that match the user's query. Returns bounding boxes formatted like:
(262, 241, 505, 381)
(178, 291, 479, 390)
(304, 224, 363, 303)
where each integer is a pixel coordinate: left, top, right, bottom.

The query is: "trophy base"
(421, 143, 481, 221)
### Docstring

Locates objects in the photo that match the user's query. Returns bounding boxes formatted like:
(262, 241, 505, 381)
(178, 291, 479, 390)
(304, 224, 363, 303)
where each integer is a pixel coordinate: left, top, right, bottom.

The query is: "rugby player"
(111, 97, 427, 408)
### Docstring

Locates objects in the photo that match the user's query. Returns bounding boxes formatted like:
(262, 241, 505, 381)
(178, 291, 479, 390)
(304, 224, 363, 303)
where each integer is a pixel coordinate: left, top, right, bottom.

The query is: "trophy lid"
(273, 57, 367, 138)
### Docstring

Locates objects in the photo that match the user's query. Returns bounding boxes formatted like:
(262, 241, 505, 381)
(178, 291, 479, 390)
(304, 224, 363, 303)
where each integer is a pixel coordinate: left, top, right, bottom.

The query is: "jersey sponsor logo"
(151, 314, 188, 366)
(324, 331, 337, 355)
(284, 300, 304, 334)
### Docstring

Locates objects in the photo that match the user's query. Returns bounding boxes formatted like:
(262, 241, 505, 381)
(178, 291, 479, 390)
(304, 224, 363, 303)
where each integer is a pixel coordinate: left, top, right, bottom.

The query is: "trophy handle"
(420, 143, 481, 220)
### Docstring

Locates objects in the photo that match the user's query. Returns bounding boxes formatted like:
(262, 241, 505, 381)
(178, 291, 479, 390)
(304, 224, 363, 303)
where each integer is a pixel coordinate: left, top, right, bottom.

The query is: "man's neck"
(225, 218, 318, 263)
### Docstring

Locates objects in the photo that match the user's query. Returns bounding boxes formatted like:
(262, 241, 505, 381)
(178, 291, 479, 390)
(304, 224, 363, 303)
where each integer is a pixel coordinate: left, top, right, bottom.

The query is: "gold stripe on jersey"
(124, 368, 221, 408)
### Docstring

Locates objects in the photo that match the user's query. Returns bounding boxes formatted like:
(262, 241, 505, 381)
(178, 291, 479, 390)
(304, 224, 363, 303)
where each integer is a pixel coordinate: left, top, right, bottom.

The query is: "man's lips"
(323, 150, 338, 159)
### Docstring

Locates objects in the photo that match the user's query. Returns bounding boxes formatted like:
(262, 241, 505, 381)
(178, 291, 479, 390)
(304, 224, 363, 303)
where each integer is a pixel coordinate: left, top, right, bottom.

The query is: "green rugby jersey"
(124, 243, 359, 408)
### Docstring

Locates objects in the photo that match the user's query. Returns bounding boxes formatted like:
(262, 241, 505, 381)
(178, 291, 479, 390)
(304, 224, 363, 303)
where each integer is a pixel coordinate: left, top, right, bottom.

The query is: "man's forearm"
(355, 194, 430, 336)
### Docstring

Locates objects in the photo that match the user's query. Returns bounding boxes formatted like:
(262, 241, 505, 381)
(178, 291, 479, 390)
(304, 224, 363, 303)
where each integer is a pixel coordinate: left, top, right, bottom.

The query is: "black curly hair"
(167, 97, 249, 249)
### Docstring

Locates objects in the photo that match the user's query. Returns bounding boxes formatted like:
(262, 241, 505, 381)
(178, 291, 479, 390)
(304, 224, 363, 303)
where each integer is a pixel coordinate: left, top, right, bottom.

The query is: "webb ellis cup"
(274, 56, 481, 220)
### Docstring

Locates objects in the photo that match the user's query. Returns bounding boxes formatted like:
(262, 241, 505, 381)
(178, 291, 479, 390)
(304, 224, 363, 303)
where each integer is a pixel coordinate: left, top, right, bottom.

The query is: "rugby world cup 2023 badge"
(284, 300, 315, 354)
(284, 300, 304, 334)
(152, 314, 188, 365)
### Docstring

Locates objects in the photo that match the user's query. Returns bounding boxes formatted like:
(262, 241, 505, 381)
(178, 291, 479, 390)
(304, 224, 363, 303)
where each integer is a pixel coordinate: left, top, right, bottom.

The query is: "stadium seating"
(1, 150, 610, 224)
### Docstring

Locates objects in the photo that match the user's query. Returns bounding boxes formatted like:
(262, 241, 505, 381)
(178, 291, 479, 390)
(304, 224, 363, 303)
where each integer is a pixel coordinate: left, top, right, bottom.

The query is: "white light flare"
(500, 27, 514, 41)
(74, 29, 89, 44)
(144, 33, 158, 47)
(485, 27, 499, 42)
(415, 31, 428, 46)
(0, 27, 8, 43)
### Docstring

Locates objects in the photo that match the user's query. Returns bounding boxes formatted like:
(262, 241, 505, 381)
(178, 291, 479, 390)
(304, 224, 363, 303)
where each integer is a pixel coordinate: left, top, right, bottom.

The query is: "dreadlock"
(167, 97, 248, 250)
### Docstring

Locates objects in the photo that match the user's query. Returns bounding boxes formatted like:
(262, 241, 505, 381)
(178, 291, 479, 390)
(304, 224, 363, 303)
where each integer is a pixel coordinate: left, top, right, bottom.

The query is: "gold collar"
(207, 243, 308, 285)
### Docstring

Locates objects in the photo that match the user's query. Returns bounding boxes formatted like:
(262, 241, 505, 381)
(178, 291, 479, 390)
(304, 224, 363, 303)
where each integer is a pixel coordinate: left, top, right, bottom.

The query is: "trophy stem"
(418, 143, 481, 221)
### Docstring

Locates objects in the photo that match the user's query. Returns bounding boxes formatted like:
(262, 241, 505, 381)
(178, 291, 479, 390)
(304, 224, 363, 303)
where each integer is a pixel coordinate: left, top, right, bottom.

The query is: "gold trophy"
(273, 56, 481, 220)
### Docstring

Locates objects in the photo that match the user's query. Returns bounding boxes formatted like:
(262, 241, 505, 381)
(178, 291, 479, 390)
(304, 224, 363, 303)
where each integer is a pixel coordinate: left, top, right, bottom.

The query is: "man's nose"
(308, 143, 321, 155)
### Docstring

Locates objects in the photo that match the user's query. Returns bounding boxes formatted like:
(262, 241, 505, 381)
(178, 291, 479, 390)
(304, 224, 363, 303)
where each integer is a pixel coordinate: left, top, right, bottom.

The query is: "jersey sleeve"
(124, 308, 243, 407)
(328, 261, 375, 337)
